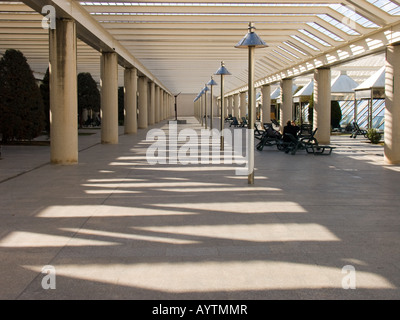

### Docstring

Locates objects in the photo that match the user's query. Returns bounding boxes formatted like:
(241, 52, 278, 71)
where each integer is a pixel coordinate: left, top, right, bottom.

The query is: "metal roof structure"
(1, 0, 400, 96)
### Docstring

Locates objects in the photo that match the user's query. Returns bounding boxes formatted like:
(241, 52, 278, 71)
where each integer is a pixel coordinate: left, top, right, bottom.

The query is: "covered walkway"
(0, 118, 399, 299)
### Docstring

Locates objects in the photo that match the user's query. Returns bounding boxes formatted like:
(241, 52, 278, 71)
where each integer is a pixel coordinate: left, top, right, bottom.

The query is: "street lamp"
(235, 22, 268, 185)
(207, 76, 218, 130)
(203, 84, 209, 129)
(193, 94, 200, 122)
(199, 88, 204, 127)
(214, 61, 231, 151)
(174, 92, 181, 121)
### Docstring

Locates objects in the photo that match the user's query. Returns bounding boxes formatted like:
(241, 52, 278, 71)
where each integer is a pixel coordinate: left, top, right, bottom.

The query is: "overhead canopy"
(331, 71, 359, 93)
(354, 66, 386, 91)
(1, 0, 400, 95)
(354, 66, 386, 99)
(294, 80, 314, 97)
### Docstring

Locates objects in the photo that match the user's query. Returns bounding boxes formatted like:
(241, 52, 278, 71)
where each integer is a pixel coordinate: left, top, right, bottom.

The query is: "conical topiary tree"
(77, 72, 100, 127)
(40, 67, 50, 134)
(331, 100, 342, 129)
(0, 49, 45, 142)
(118, 86, 124, 125)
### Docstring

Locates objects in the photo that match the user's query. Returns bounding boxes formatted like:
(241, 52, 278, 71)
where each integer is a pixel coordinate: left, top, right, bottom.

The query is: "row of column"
(49, 19, 173, 165)
(219, 73, 331, 144)
(214, 44, 400, 164)
(217, 69, 343, 145)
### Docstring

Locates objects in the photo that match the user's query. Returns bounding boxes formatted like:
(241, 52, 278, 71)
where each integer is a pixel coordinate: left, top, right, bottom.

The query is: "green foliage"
(308, 92, 314, 123)
(331, 100, 342, 128)
(40, 68, 50, 134)
(118, 86, 124, 125)
(0, 49, 45, 142)
(367, 128, 382, 144)
(77, 72, 100, 126)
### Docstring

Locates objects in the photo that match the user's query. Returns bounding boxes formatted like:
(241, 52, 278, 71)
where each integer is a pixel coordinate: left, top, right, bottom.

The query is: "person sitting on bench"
(283, 120, 299, 142)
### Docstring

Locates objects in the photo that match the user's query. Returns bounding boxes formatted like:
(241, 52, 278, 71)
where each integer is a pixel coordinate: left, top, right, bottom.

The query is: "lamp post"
(207, 76, 218, 130)
(203, 85, 209, 129)
(174, 92, 181, 121)
(199, 89, 204, 127)
(193, 94, 200, 122)
(235, 22, 268, 185)
(214, 61, 231, 151)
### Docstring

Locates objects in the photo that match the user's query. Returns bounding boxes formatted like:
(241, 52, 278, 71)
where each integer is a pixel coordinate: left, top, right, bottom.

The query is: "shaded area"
(0, 117, 399, 300)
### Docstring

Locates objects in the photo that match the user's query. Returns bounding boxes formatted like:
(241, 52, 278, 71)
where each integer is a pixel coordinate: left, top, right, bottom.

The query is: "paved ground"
(0, 117, 399, 300)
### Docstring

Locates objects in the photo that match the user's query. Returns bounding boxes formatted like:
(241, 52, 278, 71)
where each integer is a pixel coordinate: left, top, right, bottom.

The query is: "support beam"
(227, 96, 233, 118)
(384, 44, 400, 164)
(240, 92, 246, 120)
(313, 67, 331, 145)
(155, 85, 160, 123)
(138, 76, 148, 129)
(124, 67, 137, 134)
(100, 52, 118, 144)
(280, 79, 293, 131)
(49, 18, 78, 164)
(233, 93, 239, 118)
(261, 84, 271, 124)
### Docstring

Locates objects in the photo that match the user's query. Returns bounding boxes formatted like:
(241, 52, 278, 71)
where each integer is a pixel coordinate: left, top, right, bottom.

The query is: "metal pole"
(175, 96, 177, 121)
(210, 85, 213, 130)
(204, 86, 208, 129)
(220, 75, 224, 151)
(248, 45, 255, 184)
(200, 95, 204, 126)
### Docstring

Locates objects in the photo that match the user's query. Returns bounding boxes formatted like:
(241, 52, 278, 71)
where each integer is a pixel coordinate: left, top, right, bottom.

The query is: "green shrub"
(331, 100, 342, 129)
(0, 49, 45, 142)
(78, 72, 100, 127)
(367, 128, 382, 144)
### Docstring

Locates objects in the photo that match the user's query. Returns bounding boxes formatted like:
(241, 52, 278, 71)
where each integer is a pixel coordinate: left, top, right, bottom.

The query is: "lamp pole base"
(248, 171, 254, 185)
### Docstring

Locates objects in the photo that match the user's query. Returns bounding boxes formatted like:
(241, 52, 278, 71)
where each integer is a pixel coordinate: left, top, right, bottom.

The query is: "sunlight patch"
(23, 261, 395, 292)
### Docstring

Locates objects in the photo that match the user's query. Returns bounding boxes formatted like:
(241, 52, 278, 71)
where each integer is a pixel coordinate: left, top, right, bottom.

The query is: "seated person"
(291, 121, 300, 135)
(283, 120, 299, 142)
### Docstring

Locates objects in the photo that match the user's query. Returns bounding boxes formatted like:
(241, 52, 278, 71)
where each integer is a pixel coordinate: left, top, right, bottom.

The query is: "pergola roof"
(1, 0, 400, 95)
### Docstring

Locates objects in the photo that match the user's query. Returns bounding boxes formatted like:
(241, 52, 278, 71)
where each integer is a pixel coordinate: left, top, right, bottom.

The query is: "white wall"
(176, 93, 218, 117)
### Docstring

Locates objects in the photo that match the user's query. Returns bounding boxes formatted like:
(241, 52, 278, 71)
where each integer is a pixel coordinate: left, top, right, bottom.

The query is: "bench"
(350, 122, 368, 139)
(306, 144, 335, 155)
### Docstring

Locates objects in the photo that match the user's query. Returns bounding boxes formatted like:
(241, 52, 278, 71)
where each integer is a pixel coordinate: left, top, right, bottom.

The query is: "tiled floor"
(0, 117, 399, 299)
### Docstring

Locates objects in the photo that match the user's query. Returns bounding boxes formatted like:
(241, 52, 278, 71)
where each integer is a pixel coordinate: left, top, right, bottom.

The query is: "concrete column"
(138, 76, 148, 129)
(384, 44, 400, 164)
(280, 79, 293, 131)
(233, 93, 239, 118)
(162, 91, 166, 120)
(169, 95, 173, 118)
(313, 68, 331, 144)
(167, 94, 170, 118)
(149, 82, 156, 125)
(160, 91, 164, 120)
(240, 92, 246, 119)
(147, 81, 152, 125)
(100, 52, 118, 144)
(227, 96, 233, 117)
(224, 97, 228, 118)
(155, 85, 160, 123)
(124, 67, 137, 134)
(49, 18, 78, 164)
(261, 84, 271, 124)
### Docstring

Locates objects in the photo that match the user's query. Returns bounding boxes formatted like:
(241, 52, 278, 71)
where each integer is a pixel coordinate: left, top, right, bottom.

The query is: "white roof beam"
(21, 0, 171, 93)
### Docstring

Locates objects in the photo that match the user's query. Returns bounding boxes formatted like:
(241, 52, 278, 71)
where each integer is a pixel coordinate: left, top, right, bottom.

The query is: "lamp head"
(214, 61, 231, 76)
(235, 22, 268, 49)
(207, 76, 218, 86)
